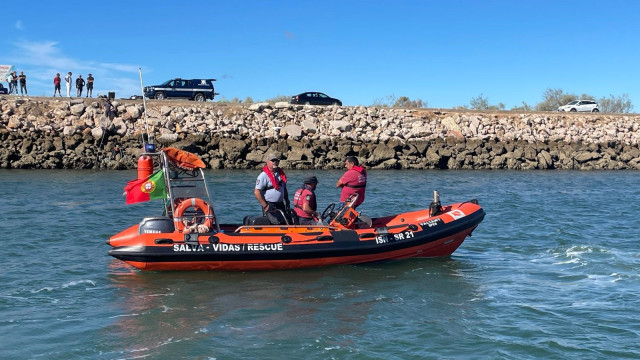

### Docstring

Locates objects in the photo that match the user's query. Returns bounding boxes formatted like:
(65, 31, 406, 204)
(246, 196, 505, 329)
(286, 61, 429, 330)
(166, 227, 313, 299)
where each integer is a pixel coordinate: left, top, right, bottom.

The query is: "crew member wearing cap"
(254, 152, 290, 220)
(336, 156, 367, 209)
(293, 176, 319, 225)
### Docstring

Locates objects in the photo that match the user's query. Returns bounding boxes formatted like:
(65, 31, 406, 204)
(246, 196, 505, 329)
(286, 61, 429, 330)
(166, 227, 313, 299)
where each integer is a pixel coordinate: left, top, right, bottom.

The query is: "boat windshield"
(156, 151, 214, 215)
(168, 169, 210, 200)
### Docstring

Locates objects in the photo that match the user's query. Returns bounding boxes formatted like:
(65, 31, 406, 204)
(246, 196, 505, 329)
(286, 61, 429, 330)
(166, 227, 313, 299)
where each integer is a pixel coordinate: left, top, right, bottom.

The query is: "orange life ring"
(173, 198, 214, 231)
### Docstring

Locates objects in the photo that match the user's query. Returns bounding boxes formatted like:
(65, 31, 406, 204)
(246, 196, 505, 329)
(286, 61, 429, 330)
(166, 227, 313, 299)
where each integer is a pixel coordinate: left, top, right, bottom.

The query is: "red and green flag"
(124, 169, 167, 204)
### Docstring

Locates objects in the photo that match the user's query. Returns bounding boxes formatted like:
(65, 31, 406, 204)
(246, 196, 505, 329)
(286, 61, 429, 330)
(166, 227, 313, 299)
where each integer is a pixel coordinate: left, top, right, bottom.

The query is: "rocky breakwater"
(1, 96, 639, 170)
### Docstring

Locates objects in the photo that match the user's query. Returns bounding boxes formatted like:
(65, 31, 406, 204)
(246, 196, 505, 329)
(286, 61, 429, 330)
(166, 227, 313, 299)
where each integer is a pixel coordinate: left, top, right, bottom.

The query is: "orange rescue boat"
(107, 148, 485, 271)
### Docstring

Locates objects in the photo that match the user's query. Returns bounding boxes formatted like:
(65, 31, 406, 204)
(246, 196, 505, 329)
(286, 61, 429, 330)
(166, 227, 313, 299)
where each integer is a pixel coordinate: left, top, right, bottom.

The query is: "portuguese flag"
(124, 170, 167, 204)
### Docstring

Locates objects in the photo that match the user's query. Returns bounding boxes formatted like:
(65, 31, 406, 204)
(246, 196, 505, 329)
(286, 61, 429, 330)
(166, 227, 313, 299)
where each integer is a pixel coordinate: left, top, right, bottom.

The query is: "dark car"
(290, 92, 342, 106)
(144, 78, 218, 101)
(0, 83, 7, 95)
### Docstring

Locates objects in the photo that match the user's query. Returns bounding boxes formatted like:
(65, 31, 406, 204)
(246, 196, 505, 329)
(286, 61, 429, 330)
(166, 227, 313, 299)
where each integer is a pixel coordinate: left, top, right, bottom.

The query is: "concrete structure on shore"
(1, 96, 639, 170)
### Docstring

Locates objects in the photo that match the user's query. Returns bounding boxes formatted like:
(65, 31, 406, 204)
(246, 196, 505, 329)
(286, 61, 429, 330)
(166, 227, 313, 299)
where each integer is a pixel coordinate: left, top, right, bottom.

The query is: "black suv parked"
(290, 92, 342, 106)
(144, 78, 218, 101)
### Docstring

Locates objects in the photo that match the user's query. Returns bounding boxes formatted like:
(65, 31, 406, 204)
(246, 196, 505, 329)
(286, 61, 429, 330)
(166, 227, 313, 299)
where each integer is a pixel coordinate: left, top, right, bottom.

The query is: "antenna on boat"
(138, 68, 155, 153)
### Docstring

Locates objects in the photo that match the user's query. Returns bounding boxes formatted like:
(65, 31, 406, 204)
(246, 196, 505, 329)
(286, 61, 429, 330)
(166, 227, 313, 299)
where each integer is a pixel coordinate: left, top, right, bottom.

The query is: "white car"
(558, 100, 599, 112)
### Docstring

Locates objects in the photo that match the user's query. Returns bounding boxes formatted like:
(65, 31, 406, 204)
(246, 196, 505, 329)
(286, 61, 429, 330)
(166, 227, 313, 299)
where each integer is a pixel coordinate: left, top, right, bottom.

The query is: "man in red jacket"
(336, 156, 367, 209)
(254, 152, 290, 224)
(53, 73, 62, 97)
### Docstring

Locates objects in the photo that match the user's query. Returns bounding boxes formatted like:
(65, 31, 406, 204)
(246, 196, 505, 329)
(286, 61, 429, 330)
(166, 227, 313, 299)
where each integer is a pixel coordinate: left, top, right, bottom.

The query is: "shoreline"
(1, 96, 639, 170)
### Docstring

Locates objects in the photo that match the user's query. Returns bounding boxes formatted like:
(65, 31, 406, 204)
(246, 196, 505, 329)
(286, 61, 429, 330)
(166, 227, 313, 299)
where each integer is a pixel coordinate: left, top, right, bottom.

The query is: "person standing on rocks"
(76, 74, 85, 97)
(6, 72, 13, 94)
(104, 99, 114, 119)
(65, 72, 73, 97)
(53, 73, 62, 97)
(336, 156, 367, 209)
(11, 72, 18, 96)
(254, 152, 290, 224)
(18, 71, 27, 95)
(86, 73, 94, 98)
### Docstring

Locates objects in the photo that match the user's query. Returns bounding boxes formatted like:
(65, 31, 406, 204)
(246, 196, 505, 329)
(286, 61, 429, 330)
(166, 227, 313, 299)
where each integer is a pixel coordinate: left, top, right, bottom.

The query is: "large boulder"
(91, 127, 104, 139)
(63, 125, 77, 136)
(70, 103, 85, 116)
(574, 151, 601, 163)
(282, 124, 302, 139)
(249, 102, 270, 111)
(218, 138, 248, 161)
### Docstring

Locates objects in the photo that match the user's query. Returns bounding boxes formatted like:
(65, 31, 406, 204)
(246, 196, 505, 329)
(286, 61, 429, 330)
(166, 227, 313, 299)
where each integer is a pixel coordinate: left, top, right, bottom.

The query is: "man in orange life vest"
(293, 175, 319, 225)
(336, 156, 367, 208)
(254, 152, 290, 220)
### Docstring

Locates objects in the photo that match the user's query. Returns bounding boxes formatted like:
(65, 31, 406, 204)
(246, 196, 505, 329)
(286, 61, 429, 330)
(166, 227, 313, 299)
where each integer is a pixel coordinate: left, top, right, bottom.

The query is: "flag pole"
(138, 68, 151, 150)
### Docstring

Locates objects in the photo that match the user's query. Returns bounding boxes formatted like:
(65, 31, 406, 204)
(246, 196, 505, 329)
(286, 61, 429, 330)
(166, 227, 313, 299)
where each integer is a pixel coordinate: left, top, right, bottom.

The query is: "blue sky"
(2, 1, 639, 110)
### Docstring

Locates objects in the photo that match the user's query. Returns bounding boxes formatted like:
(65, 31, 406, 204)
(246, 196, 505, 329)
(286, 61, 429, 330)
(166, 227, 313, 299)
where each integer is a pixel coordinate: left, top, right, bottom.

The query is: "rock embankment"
(1, 96, 639, 170)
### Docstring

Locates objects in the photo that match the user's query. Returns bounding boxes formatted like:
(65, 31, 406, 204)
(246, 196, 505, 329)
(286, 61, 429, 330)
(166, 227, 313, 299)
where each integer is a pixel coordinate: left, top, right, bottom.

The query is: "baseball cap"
(303, 176, 318, 184)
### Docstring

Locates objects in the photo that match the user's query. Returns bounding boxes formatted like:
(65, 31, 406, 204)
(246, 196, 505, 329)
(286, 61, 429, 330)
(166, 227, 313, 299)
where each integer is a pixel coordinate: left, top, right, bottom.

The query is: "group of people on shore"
(4, 71, 28, 96)
(2, 70, 95, 98)
(53, 72, 94, 98)
(254, 154, 367, 225)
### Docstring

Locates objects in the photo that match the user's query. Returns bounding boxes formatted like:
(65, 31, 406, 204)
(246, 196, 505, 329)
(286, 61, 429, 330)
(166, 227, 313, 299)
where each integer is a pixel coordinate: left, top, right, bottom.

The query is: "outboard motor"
(139, 217, 175, 234)
(429, 190, 442, 216)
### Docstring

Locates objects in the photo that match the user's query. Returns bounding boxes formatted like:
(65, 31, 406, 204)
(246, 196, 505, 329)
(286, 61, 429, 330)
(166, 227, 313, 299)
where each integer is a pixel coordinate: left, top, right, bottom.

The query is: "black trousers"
(265, 201, 286, 213)
(264, 201, 290, 225)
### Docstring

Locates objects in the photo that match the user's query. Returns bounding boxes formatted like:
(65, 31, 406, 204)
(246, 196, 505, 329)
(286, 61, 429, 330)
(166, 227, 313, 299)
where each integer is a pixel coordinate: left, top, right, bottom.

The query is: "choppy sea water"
(1, 169, 639, 359)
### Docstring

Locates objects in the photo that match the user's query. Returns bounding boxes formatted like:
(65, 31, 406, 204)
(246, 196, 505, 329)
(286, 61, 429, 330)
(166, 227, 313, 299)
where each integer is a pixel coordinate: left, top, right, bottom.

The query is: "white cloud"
(9, 40, 78, 69)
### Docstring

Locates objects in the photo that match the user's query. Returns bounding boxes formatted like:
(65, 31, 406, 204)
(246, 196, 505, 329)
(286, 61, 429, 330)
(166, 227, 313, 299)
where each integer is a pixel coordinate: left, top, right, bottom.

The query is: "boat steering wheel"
(320, 203, 336, 223)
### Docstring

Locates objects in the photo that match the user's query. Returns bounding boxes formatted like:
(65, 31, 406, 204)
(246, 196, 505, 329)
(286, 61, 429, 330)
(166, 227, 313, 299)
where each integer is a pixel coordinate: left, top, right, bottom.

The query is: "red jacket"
(339, 166, 367, 207)
(293, 186, 317, 218)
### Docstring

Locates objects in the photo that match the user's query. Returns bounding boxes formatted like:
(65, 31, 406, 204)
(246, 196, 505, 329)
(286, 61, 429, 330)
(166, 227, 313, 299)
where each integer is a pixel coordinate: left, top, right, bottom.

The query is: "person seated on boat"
(254, 152, 290, 224)
(336, 156, 367, 209)
(293, 175, 320, 225)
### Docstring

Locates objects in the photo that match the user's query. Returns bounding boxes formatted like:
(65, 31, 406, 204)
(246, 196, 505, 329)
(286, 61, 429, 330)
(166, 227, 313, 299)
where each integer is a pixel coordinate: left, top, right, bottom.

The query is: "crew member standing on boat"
(336, 156, 367, 209)
(294, 176, 319, 225)
(254, 152, 290, 221)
